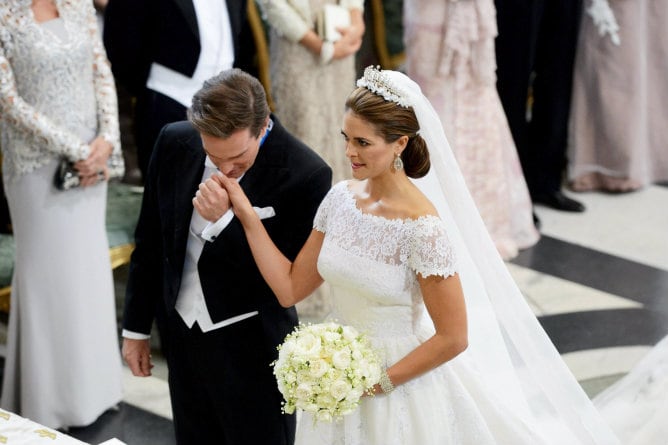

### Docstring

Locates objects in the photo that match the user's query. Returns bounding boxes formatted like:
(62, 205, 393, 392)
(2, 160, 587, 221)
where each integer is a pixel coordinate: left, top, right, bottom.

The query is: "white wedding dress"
(296, 181, 546, 445)
(593, 336, 668, 445)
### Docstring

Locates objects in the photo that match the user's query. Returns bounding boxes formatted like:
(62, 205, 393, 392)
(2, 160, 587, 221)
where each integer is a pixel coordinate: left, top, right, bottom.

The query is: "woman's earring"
(393, 153, 404, 172)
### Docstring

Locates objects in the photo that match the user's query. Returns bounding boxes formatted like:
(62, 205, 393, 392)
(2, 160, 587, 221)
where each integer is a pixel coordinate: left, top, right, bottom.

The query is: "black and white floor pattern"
(4, 185, 668, 445)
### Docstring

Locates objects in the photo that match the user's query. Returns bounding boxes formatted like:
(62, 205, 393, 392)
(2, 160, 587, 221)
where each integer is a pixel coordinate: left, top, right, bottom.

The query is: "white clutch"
(316, 4, 351, 42)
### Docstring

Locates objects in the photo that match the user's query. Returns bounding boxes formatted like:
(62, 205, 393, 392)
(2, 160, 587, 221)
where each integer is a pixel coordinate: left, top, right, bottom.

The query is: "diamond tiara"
(356, 66, 410, 108)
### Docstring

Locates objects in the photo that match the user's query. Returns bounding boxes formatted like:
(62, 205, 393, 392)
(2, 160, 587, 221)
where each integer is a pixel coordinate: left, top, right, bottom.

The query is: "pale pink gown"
(404, 0, 538, 259)
(568, 0, 668, 192)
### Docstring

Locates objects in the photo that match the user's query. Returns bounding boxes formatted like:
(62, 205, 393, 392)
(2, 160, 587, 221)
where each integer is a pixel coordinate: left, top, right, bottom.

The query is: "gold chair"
(0, 287, 9, 313)
(369, 0, 406, 70)
(247, 0, 275, 111)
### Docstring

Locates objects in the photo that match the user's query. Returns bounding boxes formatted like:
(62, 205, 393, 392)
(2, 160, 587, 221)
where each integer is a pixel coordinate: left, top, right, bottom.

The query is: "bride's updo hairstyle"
(345, 86, 430, 179)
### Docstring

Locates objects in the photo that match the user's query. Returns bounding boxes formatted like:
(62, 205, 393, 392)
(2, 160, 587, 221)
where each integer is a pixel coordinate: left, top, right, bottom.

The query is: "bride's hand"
(363, 384, 382, 397)
(212, 172, 257, 225)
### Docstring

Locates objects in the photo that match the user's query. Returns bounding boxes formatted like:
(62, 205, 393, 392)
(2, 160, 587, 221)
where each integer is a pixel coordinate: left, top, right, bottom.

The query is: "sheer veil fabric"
(370, 69, 620, 444)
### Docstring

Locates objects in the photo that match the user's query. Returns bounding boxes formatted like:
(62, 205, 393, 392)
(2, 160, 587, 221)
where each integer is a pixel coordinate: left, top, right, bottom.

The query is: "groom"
(121, 69, 332, 444)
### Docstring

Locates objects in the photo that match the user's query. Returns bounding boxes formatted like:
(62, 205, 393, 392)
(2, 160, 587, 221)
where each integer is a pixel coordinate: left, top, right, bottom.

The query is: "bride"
(197, 67, 620, 444)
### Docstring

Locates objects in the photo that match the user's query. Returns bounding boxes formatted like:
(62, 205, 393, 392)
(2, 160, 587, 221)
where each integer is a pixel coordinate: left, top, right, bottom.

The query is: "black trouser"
(133, 90, 188, 180)
(494, 0, 583, 196)
(163, 314, 296, 445)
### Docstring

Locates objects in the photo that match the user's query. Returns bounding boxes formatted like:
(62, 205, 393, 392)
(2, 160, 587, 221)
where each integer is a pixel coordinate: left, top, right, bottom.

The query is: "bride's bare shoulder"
(403, 185, 439, 221)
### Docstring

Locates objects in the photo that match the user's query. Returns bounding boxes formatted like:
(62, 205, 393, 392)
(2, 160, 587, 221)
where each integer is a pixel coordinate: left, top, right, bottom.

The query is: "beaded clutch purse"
(54, 158, 80, 191)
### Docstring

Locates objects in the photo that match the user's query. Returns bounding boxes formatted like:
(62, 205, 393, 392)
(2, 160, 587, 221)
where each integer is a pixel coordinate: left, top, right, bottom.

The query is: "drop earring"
(393, 153, 404, 171)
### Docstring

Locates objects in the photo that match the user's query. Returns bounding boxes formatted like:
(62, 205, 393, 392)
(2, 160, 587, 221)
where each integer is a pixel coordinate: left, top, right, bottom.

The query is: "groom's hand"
(193, 176, 230, 221)
(122, 338, 154, 377)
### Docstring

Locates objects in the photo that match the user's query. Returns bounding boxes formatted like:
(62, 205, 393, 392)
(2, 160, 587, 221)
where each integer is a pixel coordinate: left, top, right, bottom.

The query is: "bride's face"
(341, 111, 398, 180)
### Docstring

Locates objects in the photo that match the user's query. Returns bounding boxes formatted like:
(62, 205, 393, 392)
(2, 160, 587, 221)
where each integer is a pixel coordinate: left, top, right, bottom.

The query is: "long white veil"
(360, 68, 620, 444)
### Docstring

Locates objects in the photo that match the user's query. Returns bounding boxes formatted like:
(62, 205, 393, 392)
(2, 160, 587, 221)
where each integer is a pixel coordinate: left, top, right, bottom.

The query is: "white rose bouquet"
(272, 322, 382, 422)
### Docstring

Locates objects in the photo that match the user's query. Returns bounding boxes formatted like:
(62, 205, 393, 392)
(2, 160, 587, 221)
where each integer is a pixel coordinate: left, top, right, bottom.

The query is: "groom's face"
(200, 128, 262, 179)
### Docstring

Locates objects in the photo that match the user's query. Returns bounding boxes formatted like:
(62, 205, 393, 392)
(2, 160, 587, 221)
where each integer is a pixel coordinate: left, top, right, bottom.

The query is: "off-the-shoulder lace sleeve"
(0, 32, 89, 161)
(84, 0, 124, 178)
(407, 216, 457, 278)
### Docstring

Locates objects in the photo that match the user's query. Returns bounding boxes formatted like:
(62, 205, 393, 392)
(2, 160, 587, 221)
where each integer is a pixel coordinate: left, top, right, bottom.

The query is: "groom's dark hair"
(188, 68, 270, 139)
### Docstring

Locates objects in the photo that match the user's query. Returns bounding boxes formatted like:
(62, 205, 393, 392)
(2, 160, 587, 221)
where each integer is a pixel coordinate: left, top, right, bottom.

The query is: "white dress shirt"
(123, 157, 275, 340)
(172, 157, 259, 332)
(146, 0, 235, 107)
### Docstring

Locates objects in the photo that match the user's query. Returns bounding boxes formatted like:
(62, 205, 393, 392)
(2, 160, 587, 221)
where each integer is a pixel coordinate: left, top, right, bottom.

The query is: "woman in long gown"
(258, 0, 365, 184)
(257, 0, 365, 321)
(200, 67, 620, 444)
(568, 0, 668, 191)
(0, 0, 124, 429)
(404, 0, 538, 259)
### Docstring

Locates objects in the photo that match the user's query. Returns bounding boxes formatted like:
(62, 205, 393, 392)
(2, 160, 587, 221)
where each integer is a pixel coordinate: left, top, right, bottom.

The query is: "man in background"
(494, 0, 586, 214)
(103, 0, 255, 180)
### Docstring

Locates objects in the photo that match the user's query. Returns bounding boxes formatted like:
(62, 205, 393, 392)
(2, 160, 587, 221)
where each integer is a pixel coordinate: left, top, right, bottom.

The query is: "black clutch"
(54, 158, 81, 191)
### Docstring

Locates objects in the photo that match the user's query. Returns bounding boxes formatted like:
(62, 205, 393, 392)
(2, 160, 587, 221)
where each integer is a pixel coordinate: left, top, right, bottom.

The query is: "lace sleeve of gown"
(407, 216, 458, 279)
(313, 182, 341, 234)
(0, 28, 89, 162)
(84, 0, 124, 178)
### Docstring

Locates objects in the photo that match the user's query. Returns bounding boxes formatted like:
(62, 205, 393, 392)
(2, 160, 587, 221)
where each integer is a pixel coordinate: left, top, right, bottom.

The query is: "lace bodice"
(314, 181, 457, 339)
(0, 0, 123, 181)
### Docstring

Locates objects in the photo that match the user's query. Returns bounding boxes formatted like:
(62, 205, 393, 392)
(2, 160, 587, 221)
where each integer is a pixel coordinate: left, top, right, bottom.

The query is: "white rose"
(274, 354, 288, 371)
(326, 368, 343, 382)
(332, 349, 352, 369)
(276, 377, 290, 396)
(329, 379, 352, 401)
(337, 404, 357, 416)
(296, 332, 322, 357)
(322, 330, 341, 343)
(344, 386, 364, 402)
(352, 361, 367, 379)
(367, 363, 381, 384)
(284, 370, 298, 384)
(295, 383, 313, 402)
(316, 393, 337, 410)
(280, 339, 297, 356)
(308, 358, 329, 378)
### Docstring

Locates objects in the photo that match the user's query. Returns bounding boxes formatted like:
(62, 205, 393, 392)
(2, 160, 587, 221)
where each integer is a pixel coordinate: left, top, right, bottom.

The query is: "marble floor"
(1, 184, 666, 445)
